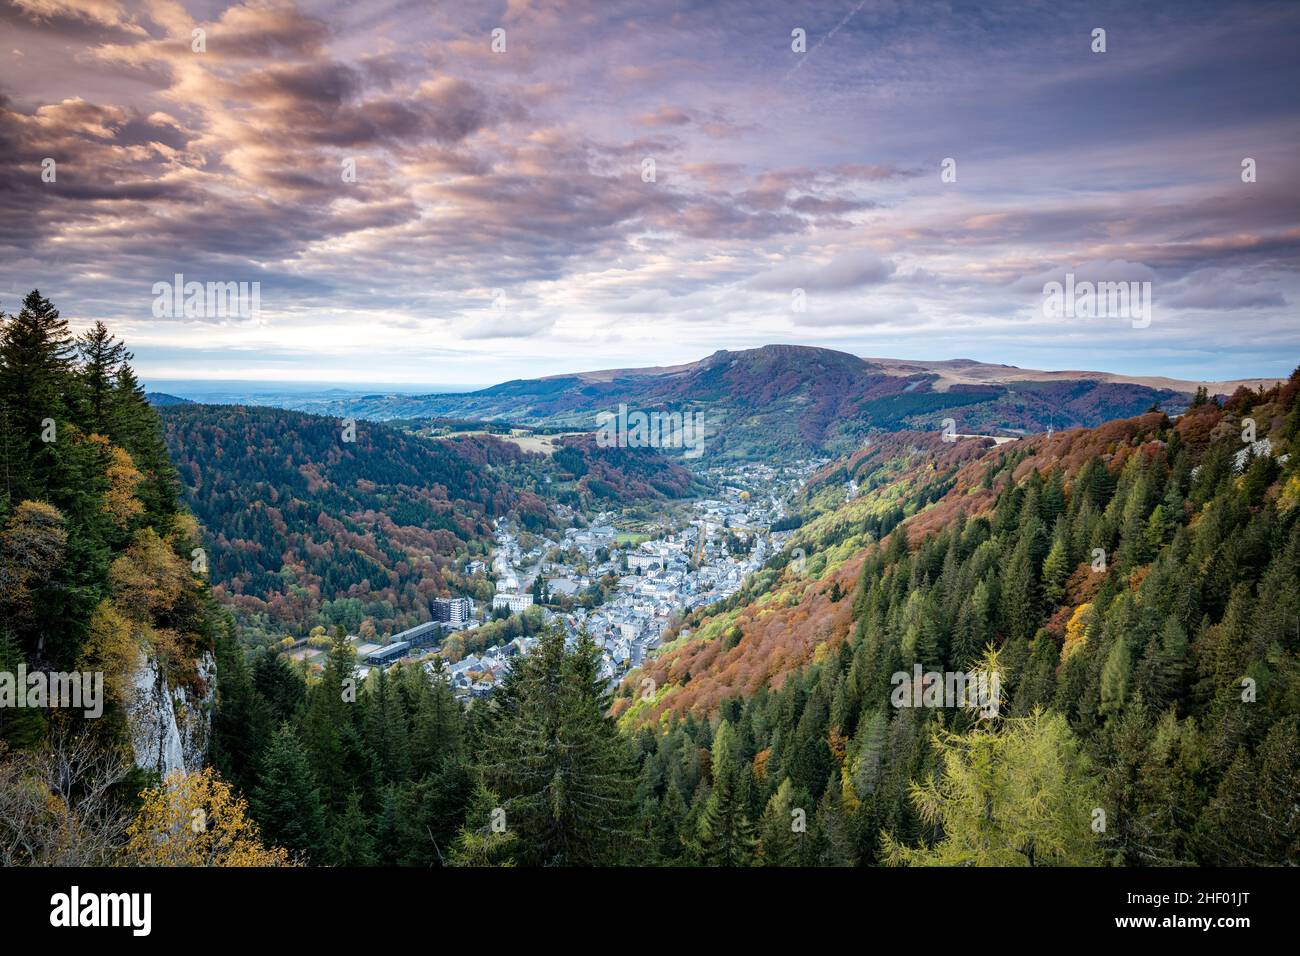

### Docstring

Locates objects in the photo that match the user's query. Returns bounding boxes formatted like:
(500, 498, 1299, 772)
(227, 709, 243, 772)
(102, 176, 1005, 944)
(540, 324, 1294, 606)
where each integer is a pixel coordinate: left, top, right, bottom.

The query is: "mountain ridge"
(217, 344, 1222, 459)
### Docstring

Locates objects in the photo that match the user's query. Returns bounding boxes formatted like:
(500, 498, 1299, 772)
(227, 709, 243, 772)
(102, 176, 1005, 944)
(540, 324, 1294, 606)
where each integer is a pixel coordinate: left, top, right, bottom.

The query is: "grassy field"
(427, 428, 588, 453)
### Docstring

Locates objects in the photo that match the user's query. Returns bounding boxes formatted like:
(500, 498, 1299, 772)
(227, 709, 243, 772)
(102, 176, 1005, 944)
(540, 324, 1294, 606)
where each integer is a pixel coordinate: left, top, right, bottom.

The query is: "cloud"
(750, 253, 896, 292)
(459, 313, 555, 339)
(0, 0, 1296, 384)
(636, 106, 691, 127)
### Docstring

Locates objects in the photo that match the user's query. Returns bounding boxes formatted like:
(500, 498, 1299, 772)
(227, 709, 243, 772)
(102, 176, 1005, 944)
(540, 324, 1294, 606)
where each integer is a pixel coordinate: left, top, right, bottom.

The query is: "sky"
(1, 0, 1297, 388)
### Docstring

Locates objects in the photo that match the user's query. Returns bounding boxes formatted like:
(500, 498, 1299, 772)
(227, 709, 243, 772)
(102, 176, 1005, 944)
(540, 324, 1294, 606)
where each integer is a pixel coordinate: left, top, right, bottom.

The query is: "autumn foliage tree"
(126, 768, 293, 867)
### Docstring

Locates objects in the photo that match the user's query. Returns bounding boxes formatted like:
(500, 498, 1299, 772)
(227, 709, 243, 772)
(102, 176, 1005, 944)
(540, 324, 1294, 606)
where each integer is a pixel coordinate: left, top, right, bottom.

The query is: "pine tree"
(329, 791, 377, 866)
(814, 782, 855, 866)
(363, 665, 412, 785)
(210, 623, 269, 794)
(849, 709, 889, 801)
(411, 661, 464, 777)
(251, 723, 327, 862)
(1040, 533, 1070, 610)
(1198, 717, 1300, 865)
(1002, 531, 1041, 642)
(253, 652, 306, 724)
(0, 290, 76, 503)
(107, 362, 178, 521)
(1100, 635, 1131, 717)
(76, 321, 129, 436)
(653, 769, 689, 863)
(302, 637, 356, 809)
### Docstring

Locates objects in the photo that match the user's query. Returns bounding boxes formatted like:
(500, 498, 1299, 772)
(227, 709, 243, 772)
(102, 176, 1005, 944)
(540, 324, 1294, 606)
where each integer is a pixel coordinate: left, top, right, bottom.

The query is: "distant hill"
(248, 345, 1233, 460)
(146, 391, 195, 406)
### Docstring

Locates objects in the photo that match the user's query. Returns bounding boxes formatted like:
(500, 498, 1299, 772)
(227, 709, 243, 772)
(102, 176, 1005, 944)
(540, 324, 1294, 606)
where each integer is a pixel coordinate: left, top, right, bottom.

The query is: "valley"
(3, 290, 1298, 874)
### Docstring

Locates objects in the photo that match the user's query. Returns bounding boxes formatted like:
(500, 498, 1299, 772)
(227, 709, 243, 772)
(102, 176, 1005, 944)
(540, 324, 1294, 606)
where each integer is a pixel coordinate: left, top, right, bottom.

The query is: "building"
(627, 552, 661, 573)
(433, 596, 474, 625)
(365, 641, 411, 665)
(391, 620, 441, 649)
(492, 591, 535, 614)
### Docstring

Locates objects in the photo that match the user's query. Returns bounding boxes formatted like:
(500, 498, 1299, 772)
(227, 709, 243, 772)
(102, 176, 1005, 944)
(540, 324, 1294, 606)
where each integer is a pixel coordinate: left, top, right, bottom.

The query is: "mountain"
(145, 391, 195, 407)
(232, 345, 1267, 460)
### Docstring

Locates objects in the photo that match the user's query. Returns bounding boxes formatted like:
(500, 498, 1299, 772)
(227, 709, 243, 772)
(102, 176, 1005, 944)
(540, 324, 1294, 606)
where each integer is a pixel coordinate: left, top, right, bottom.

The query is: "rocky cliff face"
(125, 649, 215, 776)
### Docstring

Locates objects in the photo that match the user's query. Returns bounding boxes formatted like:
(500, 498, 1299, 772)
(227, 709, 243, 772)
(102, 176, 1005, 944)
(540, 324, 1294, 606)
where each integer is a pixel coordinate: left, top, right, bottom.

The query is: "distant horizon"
(140, 341, 1293, 402)
(144, 378, 487, 397)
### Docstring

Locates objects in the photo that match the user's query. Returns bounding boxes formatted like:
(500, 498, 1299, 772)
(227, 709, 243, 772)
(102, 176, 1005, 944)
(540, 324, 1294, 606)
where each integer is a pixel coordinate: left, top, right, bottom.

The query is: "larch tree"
(882, 709, 1103, 867)
(695, 719, 756, 866)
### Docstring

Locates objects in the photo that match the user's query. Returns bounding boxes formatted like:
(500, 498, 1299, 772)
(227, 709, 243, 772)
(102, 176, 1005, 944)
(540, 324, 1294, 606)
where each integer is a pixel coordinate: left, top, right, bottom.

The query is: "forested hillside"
(0, 293, 291, 865)
(160, 404, 553, 646)
(612, 370, 1300, 865)
(549, 434, 700, 505)
(160, 406, 700, 647)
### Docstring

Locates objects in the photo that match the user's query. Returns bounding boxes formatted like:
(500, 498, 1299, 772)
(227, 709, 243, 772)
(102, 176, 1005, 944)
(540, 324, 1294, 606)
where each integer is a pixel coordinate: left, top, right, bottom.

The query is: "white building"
(492, 591, 535, 614)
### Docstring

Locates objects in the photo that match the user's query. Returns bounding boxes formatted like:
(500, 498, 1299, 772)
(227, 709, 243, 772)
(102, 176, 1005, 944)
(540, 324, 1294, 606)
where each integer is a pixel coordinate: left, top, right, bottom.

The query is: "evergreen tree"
(251, 723, 328, 862)
(76, 321, 129, 437)
(329, 791, 377, 866)
(472, 630, 637, 865)
(814, 781, 855, 866)
(1100, 636, 1132, 717)
(0, 290, 76, 503)
(1040, 532, 1070, 609)
(1198, 717, 1300, 865)
(302, 637, 356, 809)
(450, 783, 517, 866)
(757, 777, 801, 866)
(696, 720, 756, 865)
(653, 769, 689, 864)
(882, 709, 1103, 866)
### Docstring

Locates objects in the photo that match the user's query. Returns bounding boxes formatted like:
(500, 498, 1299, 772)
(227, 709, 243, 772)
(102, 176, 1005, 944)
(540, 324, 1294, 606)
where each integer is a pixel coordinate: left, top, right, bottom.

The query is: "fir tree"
(329, 791, 377, 866)
(76, 321, 129, 437)
(251, 723, 328, 862)
(472, 630, 637, 865)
